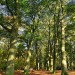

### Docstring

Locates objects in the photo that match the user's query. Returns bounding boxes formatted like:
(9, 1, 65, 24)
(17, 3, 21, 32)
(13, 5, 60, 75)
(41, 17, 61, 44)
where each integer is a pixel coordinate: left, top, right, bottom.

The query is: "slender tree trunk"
(59, 0, 68, 75)
(61, 10, 68, 75)
(53, 14, 57, 73)
(48, 23, 53, 72)
(44, 47, 49, 70)
(39, 50, 42, 69)
(47, 32, 50, 71)
(24, 40, 32, 74)
(69, 41, 73, 70)
(61, 20, 68, 75)
(24, 51, 31, 70)
(53, 10, 59, 73)
(35, 41, 39, 70)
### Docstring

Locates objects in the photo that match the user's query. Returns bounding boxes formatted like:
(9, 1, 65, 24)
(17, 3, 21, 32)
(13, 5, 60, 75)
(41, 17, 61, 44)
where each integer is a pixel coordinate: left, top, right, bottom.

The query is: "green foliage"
(0, 49, 3, 54)
(14, 63, 19, 70)
(66, 5, 75, 15)
(0, 0, 75, 73)
(20, 0, 29, 12)
(24, 69, 29, 75)
(16, 43, 25, 58)
(1, 61, 7, 70)
(14, 59, 24, 70)
(0, 0, 5, 5)
(6, 0, 19, 15)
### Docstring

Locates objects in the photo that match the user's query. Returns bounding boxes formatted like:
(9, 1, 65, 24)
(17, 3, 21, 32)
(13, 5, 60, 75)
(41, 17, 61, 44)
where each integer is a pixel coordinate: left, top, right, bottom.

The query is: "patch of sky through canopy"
(0, 4, 10, 16)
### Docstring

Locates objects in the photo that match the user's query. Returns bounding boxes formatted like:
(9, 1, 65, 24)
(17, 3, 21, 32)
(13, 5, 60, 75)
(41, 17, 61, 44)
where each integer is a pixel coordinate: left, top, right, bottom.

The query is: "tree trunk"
(6, 12, 19, 75)
(59, 0, 68, 75)
(24, 51, 31, 70)
(6, 18, 18, 75)
(35, 41, 39, 70)
(48, 24, 53, 72)
(61, 20, 68, 75)
(61, 23, 68, 75)
(6, 36, 17, 75)
(53, 14, 56, 73)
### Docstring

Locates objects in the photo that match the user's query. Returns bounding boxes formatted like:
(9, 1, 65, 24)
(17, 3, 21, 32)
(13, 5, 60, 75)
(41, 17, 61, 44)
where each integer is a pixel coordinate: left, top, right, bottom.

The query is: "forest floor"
(0, 70, 75, 75)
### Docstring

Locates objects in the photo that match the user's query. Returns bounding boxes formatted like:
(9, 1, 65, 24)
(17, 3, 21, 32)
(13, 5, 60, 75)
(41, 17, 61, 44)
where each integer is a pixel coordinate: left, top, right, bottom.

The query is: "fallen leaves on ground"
(0, 70, 75, 75)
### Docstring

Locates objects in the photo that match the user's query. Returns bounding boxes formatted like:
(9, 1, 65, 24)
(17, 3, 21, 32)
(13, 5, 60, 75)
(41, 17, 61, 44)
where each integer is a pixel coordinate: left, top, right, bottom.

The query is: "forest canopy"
(0, 0, 75, 75)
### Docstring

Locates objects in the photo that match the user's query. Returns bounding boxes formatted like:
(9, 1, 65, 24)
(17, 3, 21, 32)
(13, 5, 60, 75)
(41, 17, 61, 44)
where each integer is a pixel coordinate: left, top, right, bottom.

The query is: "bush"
(14, 61, 24, 70)
(24, 69, 29, 75)
(14, 63, 19, 70)
(1, 62, 7, 70)
(56, 66, 61, 70)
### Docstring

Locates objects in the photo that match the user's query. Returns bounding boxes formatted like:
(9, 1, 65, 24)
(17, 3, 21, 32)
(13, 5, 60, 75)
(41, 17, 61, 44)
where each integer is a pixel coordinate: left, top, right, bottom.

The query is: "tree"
(59, 0, 68, 75)
(0, 0, 21, 75)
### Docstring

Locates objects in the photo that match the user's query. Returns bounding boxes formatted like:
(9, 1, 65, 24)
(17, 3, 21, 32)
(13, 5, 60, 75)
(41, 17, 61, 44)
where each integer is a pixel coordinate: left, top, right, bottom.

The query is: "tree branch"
(6, 0, 14, 16)
(0, 23, 11, 32)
